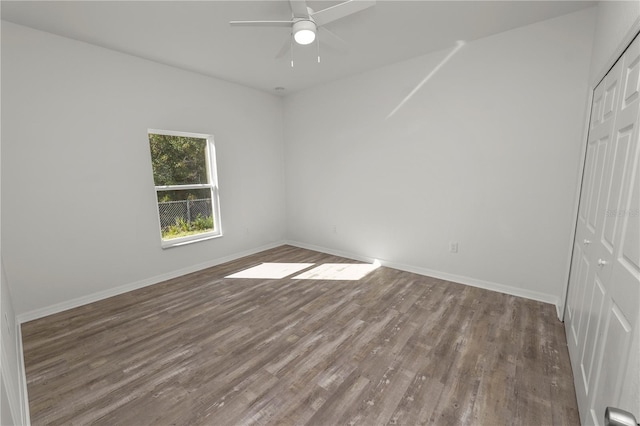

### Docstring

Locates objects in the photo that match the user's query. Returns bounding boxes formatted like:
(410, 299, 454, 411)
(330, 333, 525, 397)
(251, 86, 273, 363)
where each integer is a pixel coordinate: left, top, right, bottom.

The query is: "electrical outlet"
(449, 242, 459, 254)
(332, 225, 337, 234)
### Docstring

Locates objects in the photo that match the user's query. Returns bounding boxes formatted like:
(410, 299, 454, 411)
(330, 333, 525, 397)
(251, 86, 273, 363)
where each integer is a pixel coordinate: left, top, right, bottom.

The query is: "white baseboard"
(17, 238, 560, 325)
(16, 241, 286, 324)
(285, 240, 560, 308)
(1, 323, 30, 426)
(16, 323, 30, 426)
(1, 345, 20, 426)
(10, 238, 560, 426)
(556, 302, 564, 320)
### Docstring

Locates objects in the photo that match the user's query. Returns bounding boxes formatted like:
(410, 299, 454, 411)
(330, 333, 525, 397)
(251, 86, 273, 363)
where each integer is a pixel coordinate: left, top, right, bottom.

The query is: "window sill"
(161, 231, 223, 249)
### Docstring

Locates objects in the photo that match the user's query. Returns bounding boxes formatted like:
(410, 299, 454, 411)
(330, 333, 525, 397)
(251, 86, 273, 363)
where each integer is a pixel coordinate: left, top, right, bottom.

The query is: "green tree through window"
(150, 134, 207, 186)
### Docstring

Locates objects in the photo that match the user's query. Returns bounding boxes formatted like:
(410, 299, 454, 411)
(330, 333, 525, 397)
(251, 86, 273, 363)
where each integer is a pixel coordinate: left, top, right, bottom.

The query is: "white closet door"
(565, 34, 640, 426)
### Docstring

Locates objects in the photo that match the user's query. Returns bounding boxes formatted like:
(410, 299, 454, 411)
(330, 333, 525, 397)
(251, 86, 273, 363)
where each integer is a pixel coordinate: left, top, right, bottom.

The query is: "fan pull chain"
(317, 37, 321, 63)
(290, 34, 294, 68)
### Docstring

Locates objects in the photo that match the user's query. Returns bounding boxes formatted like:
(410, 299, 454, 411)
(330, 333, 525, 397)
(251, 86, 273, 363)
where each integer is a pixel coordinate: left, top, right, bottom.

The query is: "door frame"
(559, 15, 640, 321)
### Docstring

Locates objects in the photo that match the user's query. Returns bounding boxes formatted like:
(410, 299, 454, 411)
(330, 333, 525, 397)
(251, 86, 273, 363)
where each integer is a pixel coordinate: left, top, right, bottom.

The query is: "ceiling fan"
(230, 0, 375, 61)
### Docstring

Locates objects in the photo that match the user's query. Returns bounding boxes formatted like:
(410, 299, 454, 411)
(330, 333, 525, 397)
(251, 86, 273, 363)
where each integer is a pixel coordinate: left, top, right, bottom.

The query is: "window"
(148, 129, 222, 248)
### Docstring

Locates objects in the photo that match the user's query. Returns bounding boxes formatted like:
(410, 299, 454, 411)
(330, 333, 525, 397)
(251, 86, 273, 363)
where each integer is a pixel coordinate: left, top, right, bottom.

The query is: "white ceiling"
(1, 0, 596, 95)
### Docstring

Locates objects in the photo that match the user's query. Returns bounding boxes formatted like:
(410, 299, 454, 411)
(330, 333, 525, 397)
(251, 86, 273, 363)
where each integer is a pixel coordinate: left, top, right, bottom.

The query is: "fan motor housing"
(293, 20, 316, 45)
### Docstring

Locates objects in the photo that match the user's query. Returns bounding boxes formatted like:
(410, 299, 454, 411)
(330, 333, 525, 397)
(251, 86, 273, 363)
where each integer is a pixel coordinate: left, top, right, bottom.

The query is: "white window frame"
(148, 129, 223, 249)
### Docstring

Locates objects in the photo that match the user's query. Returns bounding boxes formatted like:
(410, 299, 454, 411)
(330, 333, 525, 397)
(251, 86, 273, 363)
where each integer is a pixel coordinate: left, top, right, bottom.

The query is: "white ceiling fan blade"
(230, 20, 293, 27)
(318, 27, 348, 54)
(275, 36, 292, 59)
(289, 0, 310, 19)
(312, 0, 375, 27)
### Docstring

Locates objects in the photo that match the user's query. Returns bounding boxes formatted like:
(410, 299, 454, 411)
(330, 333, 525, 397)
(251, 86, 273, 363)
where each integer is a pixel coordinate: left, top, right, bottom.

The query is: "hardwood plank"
(21, 245, 580, 425)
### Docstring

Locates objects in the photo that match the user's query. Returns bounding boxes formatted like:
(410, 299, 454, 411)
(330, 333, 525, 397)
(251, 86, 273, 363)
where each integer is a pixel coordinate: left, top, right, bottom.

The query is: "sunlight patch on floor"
(225, 262, 314, 279)
(293, 263, 379, 280)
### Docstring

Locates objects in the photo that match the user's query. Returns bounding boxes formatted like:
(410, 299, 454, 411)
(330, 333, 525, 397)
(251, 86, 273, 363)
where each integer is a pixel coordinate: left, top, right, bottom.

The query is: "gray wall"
(283, 8, 596, 305)
(1, 22, 287, 316)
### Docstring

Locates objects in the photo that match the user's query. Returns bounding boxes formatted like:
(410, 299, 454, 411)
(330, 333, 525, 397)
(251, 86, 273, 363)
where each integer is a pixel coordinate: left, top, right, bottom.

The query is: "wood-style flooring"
(21, 245, 579, 425)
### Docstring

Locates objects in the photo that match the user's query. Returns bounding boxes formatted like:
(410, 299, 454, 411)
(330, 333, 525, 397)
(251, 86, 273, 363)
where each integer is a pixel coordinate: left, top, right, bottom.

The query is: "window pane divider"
(155, 184, 213, 191)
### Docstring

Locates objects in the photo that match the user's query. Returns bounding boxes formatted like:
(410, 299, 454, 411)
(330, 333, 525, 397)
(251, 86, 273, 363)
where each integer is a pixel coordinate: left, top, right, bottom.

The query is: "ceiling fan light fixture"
(293, 20, 316, 45)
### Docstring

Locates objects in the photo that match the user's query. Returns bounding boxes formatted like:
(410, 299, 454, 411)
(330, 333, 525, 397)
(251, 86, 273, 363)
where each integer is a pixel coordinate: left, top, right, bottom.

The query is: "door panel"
(602, 130, 633, 250)
(586, 139, 609, 233)
(622, 53, 640, 107)
(590, 303, 633, 425)
(591, 85, 603, 130)
(620, 174, 639, 269)
(567, 243, 584, 328)
(566, 33, 640, 426)
(579, 277, 606, 393)
(568, 245, 589, 347)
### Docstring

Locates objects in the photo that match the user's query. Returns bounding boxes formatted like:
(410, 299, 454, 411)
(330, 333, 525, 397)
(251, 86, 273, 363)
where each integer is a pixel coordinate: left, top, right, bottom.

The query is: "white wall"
(284, 8, 596, 305)
(1, 22, 286, 317)
(1, 259, 21, 426)
(0, 17, 20, 419)
(1, 380, 14, 426)
(589, 0, 640, 84)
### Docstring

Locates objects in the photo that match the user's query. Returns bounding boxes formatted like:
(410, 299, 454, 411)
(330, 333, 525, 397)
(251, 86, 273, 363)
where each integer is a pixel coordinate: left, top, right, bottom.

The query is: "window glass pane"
(157, 189, 214, 240)
(149, 134, 208, 185)
(156, 188, 211, 202)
